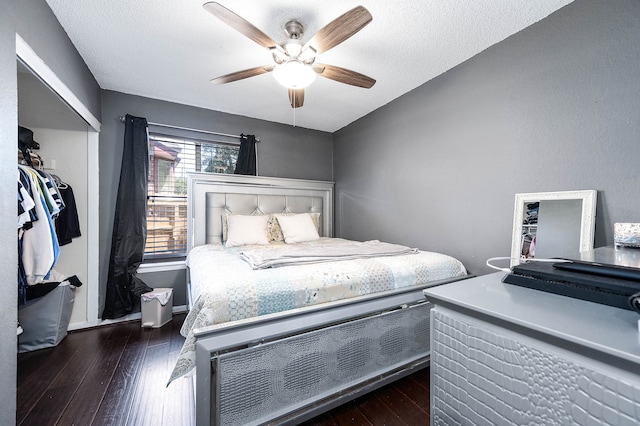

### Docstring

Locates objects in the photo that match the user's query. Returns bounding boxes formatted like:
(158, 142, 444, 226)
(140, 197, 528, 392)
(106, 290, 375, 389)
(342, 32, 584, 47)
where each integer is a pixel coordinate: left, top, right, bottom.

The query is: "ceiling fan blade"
(211, 65, 274, 84)
(203, 2, 281, 51)
(288, 88, 304, 108)
(303, 6, 372, 55)
(313, 64, 375, 88)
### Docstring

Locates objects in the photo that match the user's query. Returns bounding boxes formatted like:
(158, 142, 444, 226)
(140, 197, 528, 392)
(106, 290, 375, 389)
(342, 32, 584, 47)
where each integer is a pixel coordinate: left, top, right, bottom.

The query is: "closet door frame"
(16, 34, 101, 328)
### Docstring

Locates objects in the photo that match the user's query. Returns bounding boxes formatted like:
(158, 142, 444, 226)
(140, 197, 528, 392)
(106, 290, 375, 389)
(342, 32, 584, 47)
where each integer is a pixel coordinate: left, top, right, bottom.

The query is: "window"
(145, 133, 240, 259)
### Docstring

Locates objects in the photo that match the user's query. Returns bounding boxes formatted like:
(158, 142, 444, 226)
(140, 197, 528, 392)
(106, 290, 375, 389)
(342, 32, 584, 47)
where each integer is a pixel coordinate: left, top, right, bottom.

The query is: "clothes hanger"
(31, 152, 44, 170)
(18, 148, 33, 167)
(51, 173, 68, 189)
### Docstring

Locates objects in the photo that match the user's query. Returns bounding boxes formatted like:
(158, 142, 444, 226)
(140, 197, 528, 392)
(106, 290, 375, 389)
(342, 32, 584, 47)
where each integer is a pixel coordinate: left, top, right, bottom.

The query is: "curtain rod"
(118, 116, 259, 142)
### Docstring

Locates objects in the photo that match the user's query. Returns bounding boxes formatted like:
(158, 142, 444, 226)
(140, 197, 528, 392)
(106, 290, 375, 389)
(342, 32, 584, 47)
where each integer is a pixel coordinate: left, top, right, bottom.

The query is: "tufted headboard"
(187, 173, 334, 250)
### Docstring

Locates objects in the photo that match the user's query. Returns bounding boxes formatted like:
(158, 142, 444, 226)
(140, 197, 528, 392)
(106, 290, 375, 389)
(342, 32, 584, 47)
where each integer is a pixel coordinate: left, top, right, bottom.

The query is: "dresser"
(423, 247, 640, 425)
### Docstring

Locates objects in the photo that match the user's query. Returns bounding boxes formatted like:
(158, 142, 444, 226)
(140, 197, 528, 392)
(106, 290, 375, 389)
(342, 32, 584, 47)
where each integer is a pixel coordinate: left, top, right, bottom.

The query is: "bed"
(171, 173, 468, 425)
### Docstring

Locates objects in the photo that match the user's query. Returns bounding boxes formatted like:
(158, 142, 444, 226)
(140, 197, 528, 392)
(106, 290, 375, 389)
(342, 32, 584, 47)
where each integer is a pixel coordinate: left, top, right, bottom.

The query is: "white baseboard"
(67, 305, 188, 331)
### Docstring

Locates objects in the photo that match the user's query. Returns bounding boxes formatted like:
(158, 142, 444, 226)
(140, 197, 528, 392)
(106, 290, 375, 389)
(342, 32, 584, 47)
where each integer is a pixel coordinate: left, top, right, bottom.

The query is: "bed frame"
(186, 173, 467, 425)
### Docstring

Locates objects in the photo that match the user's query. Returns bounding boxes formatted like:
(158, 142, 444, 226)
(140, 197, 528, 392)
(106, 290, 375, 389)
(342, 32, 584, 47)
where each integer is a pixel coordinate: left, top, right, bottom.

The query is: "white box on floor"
(141, 288, 173, 328)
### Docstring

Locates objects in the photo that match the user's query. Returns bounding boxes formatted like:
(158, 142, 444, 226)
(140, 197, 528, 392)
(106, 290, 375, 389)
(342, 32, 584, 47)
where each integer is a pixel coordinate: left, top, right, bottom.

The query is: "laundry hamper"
(18, 283, 76, 353)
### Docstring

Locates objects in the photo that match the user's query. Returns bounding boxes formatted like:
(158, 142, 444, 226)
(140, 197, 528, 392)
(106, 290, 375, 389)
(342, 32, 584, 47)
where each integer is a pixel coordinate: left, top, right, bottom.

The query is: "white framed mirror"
(511, 190, 597, 266)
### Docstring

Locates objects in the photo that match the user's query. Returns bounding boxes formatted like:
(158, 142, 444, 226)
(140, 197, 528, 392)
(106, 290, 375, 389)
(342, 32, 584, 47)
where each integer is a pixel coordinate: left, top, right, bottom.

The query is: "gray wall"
(13, 0, 101, 121)
(137, 269, 188, 307)
(99, 91, 333, 313)
(334, 0, 640, 275)
(1, 1, 101, 423)
(0, 4, 18, 424)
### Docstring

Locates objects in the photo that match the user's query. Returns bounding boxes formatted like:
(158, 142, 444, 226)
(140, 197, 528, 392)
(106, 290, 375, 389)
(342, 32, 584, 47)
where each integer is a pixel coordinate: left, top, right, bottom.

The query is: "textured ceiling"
(45, 0, 573, 133)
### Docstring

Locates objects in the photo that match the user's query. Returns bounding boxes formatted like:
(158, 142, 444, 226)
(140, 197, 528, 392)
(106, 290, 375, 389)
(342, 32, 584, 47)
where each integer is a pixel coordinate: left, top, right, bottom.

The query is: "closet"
(17, 59, 95, 334)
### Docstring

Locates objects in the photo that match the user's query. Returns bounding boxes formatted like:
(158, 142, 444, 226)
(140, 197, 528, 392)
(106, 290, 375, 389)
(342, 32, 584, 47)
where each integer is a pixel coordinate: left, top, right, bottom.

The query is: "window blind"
(145, 133, 239, 258)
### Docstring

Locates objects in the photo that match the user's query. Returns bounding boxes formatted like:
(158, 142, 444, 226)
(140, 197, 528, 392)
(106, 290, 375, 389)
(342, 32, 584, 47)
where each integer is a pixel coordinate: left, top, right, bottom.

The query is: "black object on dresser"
(504, 244, 640, 313)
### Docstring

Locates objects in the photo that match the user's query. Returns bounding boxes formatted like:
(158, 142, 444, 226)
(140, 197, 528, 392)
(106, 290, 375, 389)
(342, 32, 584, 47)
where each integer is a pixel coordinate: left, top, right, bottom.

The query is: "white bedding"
(168, 238, 467, 384)
(238, 239, 418, 269)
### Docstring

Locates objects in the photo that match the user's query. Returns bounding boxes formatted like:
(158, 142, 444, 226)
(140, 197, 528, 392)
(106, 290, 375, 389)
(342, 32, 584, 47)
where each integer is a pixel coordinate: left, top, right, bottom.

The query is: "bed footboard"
(193, 276, 468, 425)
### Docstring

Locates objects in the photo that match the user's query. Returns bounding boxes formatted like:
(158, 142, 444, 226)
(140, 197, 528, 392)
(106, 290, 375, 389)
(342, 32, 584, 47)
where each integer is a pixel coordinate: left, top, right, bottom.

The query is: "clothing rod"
(118, 116, 259, 141)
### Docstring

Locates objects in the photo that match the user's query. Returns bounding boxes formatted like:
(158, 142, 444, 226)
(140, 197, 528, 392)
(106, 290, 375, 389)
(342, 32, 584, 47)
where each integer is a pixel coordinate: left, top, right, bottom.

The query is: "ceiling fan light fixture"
(284, 40, 303, 58)
(273, 60, 316, 89)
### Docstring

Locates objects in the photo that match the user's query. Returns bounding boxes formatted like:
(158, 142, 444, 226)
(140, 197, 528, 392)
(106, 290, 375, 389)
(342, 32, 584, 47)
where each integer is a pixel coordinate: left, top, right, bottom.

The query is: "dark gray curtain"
(234, 134, 257, 175)
(102, 114, 152, 319)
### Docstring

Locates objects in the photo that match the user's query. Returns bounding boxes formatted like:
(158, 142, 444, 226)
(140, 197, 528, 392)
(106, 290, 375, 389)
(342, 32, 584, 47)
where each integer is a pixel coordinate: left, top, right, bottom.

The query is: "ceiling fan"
(204, 2, 376, 108)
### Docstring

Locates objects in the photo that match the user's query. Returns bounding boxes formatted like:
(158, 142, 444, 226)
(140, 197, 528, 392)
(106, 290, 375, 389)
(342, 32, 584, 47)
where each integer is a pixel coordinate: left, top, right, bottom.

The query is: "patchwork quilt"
(168, 238, 466, 384)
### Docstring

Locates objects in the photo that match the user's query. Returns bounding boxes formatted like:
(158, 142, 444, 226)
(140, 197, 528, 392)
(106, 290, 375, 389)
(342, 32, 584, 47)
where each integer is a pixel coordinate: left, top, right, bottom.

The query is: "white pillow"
(267, 212, 321, 242)
(225, 214, 269, 247)
(275, 213, 320, 244)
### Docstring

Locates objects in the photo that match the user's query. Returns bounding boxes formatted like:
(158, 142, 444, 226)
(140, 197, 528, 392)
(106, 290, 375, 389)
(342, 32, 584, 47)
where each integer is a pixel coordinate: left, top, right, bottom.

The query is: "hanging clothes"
(35, 169, 65, 214)
(18, 165, 60, 287)
(54, 179, 81, 246)
(17, 169, 36, 305)
(18, 172, 36, 230)
(17, 127, 73, 306)
(17, 165, 81, 306)
(234, 134, 257, 175)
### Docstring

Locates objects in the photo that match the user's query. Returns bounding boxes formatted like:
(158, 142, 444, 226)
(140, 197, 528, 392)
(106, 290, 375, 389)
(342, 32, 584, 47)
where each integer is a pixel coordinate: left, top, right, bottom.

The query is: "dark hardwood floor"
(17, 313, 430, 425)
